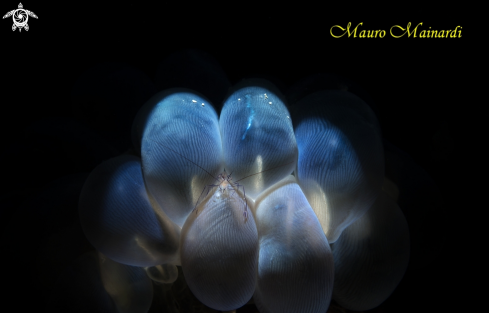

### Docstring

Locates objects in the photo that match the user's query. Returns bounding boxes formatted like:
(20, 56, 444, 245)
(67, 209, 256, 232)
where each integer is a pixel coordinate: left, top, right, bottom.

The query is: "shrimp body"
(194, 169, 249, 220)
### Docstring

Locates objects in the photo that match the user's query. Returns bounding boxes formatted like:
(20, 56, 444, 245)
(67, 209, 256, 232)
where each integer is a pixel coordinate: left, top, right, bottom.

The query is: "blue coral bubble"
(253, 176, 334, 313)
(180, 180, 258, 311)
(220, 79, 297, 199)
(136, 89, 223, 226)
(78, 154, 180, 267)
(293, 90, 384, 243)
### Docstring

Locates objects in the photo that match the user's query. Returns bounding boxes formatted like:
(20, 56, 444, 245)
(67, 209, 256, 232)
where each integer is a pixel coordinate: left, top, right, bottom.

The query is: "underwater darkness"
(1, 4, 466, 313)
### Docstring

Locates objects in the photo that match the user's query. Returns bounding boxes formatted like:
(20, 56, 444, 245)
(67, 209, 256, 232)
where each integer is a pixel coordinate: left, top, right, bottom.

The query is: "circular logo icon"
(13, 9, 28, 28)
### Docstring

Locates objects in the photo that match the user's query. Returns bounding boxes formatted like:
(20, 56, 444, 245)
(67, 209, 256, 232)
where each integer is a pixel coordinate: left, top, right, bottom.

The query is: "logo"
(3, 3, 37, 32)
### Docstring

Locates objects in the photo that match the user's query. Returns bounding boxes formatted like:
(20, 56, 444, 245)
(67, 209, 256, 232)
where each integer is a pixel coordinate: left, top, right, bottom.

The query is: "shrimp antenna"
(147, 139, 220, 182)
(234, 159, 296, 183)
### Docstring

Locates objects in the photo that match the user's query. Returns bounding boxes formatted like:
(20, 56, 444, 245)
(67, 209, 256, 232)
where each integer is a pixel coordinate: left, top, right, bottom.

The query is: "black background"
(1, 2, 467, 312)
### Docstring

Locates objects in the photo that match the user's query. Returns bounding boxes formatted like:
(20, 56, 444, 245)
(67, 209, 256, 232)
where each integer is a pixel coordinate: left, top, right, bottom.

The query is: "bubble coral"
(77, 54, 410, 313)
